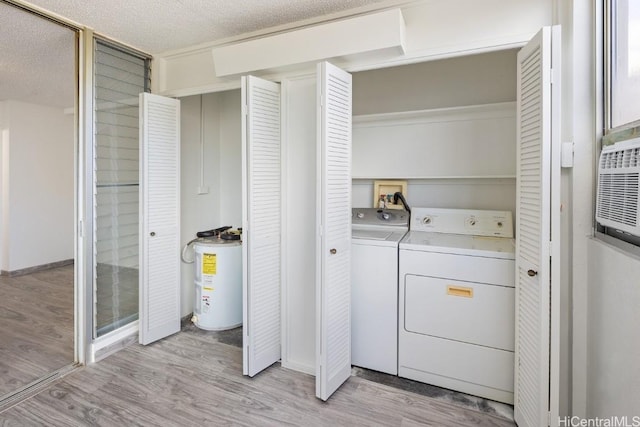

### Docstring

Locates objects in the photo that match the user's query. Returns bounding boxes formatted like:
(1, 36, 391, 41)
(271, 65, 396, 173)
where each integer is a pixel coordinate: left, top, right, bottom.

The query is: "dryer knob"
(382, 212, 390, 220)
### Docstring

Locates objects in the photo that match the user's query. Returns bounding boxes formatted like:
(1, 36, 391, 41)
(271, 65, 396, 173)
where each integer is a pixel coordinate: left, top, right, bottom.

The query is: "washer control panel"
(352, 208, 410, 229)
(412, 207, 513, 238)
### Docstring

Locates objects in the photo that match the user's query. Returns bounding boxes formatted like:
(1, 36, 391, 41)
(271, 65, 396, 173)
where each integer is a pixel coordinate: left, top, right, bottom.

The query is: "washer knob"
(422, 216, 432, 225)
(382, 212, 390, 220)
(357, 212, 364, 219)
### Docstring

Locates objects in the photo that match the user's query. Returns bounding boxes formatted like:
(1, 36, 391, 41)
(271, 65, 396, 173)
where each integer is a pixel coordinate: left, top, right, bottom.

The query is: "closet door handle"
(150, 232, 156, 237)
(330, 248, 337, 254)
(527, 269, 537, 277)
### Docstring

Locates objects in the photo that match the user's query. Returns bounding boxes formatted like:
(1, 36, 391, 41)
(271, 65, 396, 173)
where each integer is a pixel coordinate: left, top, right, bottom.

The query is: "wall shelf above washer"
(352, 175, 517, 180)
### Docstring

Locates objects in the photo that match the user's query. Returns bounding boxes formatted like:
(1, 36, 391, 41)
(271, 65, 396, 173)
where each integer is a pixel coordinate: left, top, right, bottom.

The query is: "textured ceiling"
(21, 0, 391, 54)
(0, 2, 75, 109)
(0, 0, 390, 109)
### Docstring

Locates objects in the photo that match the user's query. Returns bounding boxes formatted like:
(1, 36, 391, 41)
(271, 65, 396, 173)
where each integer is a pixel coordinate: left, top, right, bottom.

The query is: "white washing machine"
(398, 207, 515, 404)
(352, 208, 409, 375)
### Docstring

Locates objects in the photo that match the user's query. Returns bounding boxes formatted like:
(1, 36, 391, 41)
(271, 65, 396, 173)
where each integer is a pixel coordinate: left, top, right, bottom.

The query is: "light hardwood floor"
(0, 265, 515, 425)
(2, 325, 516, 426)
(0, 265, 74, 397)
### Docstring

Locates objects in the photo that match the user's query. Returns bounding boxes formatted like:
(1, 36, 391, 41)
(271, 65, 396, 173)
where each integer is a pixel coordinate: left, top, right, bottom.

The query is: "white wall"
(554, 1, 575, 417)
(587, 238, 640, 418)
(180, 94, 220, 316)
(565, 0, 640, 418)
(352, 50, 518, 115)
(352, 104, 517, 178)
(353, 178, 515, 212)
(281, 75, 317, 373)
(217, 90, 242, 227)
(179, 90, 241, 316)
(351, 51, 518, 215)
(556, 0, 597, 418)
(555, 0, 640, 418)
(0, 100, 74, 272)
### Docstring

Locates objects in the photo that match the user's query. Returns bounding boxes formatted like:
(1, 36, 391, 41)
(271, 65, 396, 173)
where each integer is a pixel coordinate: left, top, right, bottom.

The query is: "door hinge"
(242, 103, 248, 116)
(78, 219, 83, 237)
(549, 68, 554, 85)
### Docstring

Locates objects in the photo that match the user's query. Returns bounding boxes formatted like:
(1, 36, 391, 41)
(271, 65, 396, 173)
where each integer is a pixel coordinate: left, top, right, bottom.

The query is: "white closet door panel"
(316, 62, 352, 401)
(514, 26, 561, 427)
(242, 76, 282, 377)
(139, 93, 181, 345)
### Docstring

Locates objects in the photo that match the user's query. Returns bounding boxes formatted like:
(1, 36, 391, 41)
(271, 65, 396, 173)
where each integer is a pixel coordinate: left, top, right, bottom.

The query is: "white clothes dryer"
(351, 208, 409, 375)
(398, 207, 515, 404)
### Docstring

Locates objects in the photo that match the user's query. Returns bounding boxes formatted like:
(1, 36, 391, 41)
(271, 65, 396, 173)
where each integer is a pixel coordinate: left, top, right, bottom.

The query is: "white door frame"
(1, 0, 91, 367)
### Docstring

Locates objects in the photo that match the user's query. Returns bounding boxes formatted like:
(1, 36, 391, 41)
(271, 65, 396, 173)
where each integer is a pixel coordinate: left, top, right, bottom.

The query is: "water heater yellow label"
(202, 253, 217, 275)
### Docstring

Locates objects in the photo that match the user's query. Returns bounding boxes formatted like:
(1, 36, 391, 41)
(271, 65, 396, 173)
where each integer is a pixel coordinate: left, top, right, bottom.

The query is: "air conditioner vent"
(596, 137, 640, 236)
(600, 146, 640, 169)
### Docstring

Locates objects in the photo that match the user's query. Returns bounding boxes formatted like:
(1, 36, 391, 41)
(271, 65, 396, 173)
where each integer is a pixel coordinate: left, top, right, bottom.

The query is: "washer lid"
(400, 231, 515, 259)
(352, 229, 406, 245)
(353, 230, 393, 240)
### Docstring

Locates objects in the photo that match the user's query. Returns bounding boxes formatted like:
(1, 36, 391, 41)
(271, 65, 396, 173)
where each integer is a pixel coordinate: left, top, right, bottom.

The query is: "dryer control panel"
(411, 208, 513, 238)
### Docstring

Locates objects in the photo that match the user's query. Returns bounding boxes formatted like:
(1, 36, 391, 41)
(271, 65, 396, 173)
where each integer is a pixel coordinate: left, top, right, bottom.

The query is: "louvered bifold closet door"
(514, 26, 561, 427)
(315, 62, 352, 401)
(139, 93, 181, 345)
(242, 76, 282, 377)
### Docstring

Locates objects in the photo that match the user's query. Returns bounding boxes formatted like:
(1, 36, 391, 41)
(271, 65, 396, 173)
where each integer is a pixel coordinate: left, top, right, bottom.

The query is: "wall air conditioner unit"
(596, 136, 640, 236)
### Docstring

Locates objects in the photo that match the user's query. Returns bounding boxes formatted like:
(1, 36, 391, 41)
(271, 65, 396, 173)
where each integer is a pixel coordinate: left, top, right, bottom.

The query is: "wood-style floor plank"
(0, 265, 514, 426)
(0, 265, 74, 396)
(2, 326, 515, 427)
